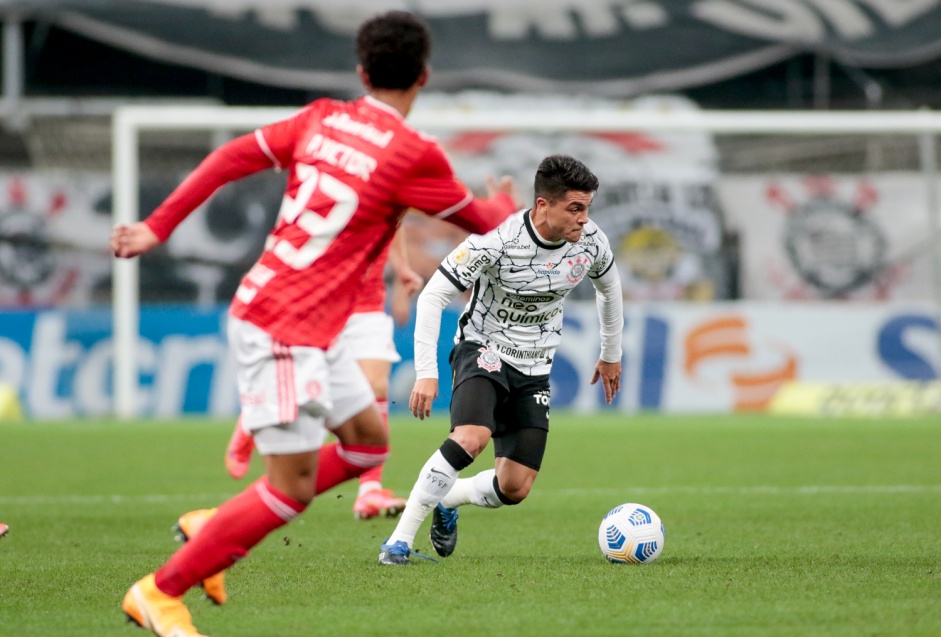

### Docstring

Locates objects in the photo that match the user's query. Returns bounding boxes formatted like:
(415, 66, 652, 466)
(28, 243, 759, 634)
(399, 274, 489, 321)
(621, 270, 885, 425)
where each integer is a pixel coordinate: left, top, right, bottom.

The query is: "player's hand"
(409, 378, 439, 420)
(486, 175, 522, 208)
(591, 359, 621, 405)
(111, 222, 160, 258)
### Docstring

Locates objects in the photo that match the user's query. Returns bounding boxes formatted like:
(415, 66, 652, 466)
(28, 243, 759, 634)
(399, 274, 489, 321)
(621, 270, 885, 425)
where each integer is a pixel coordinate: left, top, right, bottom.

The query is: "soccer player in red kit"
(222, 231, 422, 520)
(112, 11, 517, 637)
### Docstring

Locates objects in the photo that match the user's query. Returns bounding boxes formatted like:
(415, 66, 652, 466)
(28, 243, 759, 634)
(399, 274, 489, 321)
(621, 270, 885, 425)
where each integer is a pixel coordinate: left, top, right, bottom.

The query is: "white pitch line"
(1, 485, 939, 506)
(0, 493, 235, 505)
(549, 485, 941, 496)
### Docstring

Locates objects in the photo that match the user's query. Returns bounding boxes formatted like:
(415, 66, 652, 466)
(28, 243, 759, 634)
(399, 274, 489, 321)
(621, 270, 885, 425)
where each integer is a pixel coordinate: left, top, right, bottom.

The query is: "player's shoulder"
(577, 219, 612, 250)
(485, 208, 529, 241)
(298, 97, 341, 118)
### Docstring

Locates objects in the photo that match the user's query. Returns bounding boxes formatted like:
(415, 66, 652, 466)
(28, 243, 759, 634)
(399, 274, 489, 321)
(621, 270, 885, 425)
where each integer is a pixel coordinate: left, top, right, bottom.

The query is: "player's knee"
(494, 477, 528, 505)
(449, 426, 490, 458)
(336, 406, 389, 446)
(269, 472, 317, 504)
(369, 377, 389, 400)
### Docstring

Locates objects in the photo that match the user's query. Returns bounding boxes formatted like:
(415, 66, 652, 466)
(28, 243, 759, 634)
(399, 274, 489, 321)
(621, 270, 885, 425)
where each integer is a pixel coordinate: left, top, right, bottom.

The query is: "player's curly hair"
(356, 11, 431, 90)
(534, 155, 600, 202)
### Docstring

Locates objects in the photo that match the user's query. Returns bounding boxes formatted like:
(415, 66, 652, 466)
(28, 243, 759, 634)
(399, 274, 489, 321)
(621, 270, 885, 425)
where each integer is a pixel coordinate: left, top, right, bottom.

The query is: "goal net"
(110, 95, 941, 417)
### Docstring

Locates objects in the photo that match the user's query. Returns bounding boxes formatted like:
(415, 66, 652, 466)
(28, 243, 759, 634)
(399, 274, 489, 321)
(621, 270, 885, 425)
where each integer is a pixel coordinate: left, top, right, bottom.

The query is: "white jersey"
(437, 209, 616, 375)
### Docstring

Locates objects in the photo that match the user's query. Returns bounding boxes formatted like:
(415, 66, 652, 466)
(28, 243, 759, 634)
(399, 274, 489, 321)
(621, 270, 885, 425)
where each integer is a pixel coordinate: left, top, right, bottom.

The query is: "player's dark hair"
(534, 155, 600, 203)
(356, 11, 431, 90)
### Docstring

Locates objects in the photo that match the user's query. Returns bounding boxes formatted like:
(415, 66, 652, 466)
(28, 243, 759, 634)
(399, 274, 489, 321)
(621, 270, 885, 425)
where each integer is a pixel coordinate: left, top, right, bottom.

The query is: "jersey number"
(271, 163, 358, 270)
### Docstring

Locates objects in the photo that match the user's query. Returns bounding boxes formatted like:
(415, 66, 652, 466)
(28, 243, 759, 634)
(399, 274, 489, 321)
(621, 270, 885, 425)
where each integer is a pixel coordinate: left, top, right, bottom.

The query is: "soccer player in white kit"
(112, 12, 518, 636)
(378, 155, 624, 565)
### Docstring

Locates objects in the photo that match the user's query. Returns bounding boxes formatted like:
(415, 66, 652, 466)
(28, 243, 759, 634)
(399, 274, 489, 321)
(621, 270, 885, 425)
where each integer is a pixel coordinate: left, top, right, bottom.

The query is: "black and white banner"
(10, 0, 941, 95)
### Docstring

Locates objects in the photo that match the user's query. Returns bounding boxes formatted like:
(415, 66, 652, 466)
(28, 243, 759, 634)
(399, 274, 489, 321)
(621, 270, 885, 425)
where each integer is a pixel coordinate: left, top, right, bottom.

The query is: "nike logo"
(509, 266, 529, 273)
(429, 468, 449, 477)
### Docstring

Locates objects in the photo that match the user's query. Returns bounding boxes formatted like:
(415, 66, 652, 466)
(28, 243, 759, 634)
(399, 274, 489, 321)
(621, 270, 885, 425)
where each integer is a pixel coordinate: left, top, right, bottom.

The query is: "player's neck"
(529, 209, 566, 244)
(367, 87, 420, 118)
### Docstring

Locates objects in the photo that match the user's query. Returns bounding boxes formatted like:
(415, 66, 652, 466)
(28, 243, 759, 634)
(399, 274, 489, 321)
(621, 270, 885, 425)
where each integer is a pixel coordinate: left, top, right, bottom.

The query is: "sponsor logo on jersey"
(505, 292, 557, 303)
(495, 303, 562, 325)
(322, 112, 394, 148)
(464, 253, 492, 274)
(477, 346, 503, 372)
(537, 262, 561, 275)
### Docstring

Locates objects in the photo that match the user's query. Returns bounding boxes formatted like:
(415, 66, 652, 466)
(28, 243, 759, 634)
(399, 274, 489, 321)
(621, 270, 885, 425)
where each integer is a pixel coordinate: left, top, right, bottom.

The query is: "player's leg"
(223, 311, 398, 486)
(379, 375, 498, 564)
(485, 372, 549, 505)
(126, 448, 314, 636)
(123, 319, 332, 637)
(432, 375, 548, 557)
(310, 341, 390, 496)
(224, 415, 256, 480)
(352, 357, 406, 519)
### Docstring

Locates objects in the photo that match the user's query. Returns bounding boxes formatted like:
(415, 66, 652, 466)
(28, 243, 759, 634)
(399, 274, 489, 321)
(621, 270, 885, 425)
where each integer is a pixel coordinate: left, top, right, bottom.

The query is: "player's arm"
(388, 227, 424, 326)
(111, 109, 305, 258)
(589, 264, 624, 404)
(409, 269, 462, 420)
(395, 144, 519, 235)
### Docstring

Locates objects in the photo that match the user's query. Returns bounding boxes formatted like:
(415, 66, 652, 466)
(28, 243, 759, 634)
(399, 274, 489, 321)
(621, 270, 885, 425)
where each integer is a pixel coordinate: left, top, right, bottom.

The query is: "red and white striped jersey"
(145, 95, 515, 347)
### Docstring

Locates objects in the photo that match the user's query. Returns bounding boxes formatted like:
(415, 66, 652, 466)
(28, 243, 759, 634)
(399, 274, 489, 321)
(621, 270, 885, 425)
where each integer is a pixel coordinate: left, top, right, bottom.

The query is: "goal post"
(111, 105, 941, 418)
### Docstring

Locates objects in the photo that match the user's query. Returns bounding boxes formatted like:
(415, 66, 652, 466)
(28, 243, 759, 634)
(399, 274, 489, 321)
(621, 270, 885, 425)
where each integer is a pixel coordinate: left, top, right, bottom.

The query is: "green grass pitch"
(1, 413, 939, 636)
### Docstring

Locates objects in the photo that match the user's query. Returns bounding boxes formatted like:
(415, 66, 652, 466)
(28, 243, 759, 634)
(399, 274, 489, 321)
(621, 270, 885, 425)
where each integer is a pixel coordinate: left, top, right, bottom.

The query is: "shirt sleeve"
(144, 106, 312, 242)
(395, 142, 515, 235)
(413, 269, 463, 379)
(588, 227, 616, 280)
(436, 231, 501, 292)
(591, 263, 624, 364)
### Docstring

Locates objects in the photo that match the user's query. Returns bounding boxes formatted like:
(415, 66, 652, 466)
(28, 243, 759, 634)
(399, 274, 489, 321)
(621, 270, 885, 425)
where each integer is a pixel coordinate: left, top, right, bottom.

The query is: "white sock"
(358, 481, 382, 497)
(387, 450, 460, 547)
(440, 469, 503, 509)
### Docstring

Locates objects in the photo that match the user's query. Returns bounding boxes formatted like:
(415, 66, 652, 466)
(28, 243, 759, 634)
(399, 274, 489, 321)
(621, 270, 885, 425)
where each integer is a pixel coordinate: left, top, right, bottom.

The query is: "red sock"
(315, 441, 389, 495)
(358, 399, 389, 487)
(154, 477, 305, 597)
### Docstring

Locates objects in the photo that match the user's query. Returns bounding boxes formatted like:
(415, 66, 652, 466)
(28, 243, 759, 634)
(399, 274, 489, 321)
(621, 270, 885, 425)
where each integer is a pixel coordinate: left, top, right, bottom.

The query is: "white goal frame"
(112, 105, 941, 418)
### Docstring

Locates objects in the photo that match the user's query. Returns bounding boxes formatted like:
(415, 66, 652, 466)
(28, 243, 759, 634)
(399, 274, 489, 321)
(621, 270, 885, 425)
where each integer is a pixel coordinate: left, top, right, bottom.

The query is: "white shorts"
(339, 312, 401, 363)
(228, 316, 375, 455)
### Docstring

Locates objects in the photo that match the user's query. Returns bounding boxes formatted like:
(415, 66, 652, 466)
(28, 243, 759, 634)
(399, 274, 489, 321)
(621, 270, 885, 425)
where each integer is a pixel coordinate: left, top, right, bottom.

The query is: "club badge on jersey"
(476, 346, 503, 372)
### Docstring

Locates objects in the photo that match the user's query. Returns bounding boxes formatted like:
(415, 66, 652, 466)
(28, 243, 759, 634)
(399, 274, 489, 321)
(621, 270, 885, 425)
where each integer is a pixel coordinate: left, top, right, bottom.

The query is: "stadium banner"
(0, 301, 937, 419)
(769, 381, 941, 417)
(719, 175, 939, 301)
(13, 0, 941, 95)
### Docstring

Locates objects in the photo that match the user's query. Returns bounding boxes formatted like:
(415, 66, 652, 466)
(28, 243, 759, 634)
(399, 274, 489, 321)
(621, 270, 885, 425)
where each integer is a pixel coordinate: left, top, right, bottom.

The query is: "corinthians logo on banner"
(431, 93, 732, 301)
(767, 177, 895, 298)
(0, 177, 76, 305)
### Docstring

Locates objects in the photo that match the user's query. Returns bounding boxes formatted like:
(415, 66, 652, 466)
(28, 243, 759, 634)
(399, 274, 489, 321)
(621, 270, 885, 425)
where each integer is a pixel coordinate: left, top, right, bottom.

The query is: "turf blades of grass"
(1, 414, 939, 636)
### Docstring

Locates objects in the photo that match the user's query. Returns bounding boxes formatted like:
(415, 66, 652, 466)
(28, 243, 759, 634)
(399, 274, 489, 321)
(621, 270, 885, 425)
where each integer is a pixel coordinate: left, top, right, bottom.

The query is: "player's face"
(536, 190, 594, 243)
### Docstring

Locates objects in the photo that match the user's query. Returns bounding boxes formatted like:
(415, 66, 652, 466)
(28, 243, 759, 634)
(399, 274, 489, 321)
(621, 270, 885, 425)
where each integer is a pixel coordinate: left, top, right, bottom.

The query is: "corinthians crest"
(476, 346, 502, 373)
(768, 177, 889, 298)
(566, 256, 588, 284)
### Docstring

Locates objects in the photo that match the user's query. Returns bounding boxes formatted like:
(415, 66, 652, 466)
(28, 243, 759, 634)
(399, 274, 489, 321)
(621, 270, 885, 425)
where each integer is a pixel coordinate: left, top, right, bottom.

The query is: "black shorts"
(448, 340, 551, 470)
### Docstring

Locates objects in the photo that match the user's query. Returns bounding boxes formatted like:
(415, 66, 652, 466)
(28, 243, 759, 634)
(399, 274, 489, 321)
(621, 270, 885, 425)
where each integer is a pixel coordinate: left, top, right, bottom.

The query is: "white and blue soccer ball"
(598, 503, 665, 564)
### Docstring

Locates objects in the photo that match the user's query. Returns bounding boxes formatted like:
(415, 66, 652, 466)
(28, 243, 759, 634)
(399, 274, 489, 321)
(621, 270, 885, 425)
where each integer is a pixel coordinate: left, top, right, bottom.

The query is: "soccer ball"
(598, 503, 664, 564)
